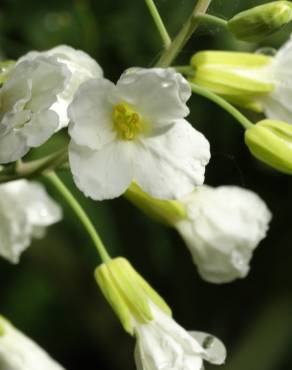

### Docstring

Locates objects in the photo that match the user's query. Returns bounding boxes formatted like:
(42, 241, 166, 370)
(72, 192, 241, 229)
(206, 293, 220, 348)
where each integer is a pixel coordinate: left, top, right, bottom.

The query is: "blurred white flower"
(134, 302, 226, 370)
(175, 185, 272, 283)
(0, 179, 62, 263)
(0, 55, 70, 163)
(0, 315, 66, 370)
(68, 67, 210, 201)
(20, 45, 103, 128)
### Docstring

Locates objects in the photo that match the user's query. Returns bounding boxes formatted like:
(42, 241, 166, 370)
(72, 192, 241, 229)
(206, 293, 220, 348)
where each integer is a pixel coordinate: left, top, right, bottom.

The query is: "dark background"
(0, 1, 291, 369)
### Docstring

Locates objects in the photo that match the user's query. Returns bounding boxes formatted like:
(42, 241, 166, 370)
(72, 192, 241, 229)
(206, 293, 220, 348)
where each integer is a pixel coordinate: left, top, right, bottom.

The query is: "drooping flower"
(0, 55, 70, 163)
(175, 185, 272, 283)
(190, 35, 292, 124)
(125, 183, 272, 283)
(95, 257, 226, 370)
(68, 68, 210, 201)
(0, 179, 62, 263)
(19, 45, 103, 128)
(0, 315, 66, 370)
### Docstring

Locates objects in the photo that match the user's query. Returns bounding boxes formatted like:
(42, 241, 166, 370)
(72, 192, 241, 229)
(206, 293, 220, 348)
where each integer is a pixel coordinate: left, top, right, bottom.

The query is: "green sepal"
(228, 1, 292, 43)
(125, 182, 186, 227)
(0, 60, 15, 84)
(0, 315, 7, 337)
(95, 257, 171, 335)
(245, 119, 292, 174)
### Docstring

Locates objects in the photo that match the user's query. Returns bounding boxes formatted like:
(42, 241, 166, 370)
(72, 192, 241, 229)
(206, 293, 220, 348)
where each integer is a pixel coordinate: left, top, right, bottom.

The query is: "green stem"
(45, 172, 111, 263)
(156, 0, 212, 67)
(173, 65, 195, 77)
(0, 148, 68, 184)
(190, 83, 253, 130)
(144, 0, 171, 48)
(194, 13, 227, 27)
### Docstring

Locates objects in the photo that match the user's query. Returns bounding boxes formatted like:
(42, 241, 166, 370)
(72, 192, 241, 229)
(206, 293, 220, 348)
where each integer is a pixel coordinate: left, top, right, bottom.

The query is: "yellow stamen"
(113, 102, 142, 140)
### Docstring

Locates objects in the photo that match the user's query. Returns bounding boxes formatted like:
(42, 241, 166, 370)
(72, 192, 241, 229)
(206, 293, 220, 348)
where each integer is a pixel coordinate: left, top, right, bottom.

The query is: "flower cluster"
(2, 3, 292, 366)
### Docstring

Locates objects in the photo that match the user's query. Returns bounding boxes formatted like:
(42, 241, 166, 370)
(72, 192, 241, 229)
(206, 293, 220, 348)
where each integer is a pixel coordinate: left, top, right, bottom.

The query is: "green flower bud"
(95, 257, 171, 335)
(125, 182, 186, 226)
(0, 60, 15, 84)
(245, 119, 292, 174)
(190, 51, 274, 111)
(228, 1, 292, 42)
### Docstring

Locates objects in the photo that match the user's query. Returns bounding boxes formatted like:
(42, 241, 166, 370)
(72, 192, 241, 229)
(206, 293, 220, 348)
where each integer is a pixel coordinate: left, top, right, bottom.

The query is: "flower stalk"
(156, 0, 213, 67)
(144, 0, 171, 48)
(45, 172, 111, 263)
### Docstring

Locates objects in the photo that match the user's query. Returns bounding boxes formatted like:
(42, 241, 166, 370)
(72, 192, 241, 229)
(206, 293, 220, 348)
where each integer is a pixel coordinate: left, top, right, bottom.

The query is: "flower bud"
(228, 1, 292, 43)
(245, 119, 292, 174)
(190, 51, 274, 111)
(95, 257, 171, 335)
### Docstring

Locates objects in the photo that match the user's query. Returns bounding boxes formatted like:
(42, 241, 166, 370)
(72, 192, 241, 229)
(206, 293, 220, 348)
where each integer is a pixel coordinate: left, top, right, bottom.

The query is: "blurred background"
(0, 0, 292, 369)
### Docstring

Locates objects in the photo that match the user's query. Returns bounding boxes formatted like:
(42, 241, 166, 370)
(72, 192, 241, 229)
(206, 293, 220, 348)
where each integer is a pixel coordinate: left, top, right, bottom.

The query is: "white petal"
(135, 303, 205, 370)
(0, 130, 29, 164)
(0, 316, 66, 370)
(20, 110, 59, 147)
(117, 68, 191, 125)
(261, 34, 292, 123)
(176, 186, 272, 283)
(189, 331, 226, 365)
(0, 196, 31, 264)
(3, 180, 62, 226)
(69, 139, 134, 200)
(133, 119, 210, 199)
(18, 56, 70, 112)
(68, 78, 117, 150)
(20, 45, 103, 128)
(0, 180, 62, 263)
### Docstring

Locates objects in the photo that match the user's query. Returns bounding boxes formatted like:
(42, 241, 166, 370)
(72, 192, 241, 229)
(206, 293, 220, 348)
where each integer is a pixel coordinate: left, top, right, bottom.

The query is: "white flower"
(95, 257, 226, 370)
(19, 45, 103, 128)
(0, 315, 66, 370)
(260, 34, 292, 123)
(68, 67, 210, 201)
(175, 185, 272, 283)
(0, 179, 62, 263)
(134, 302, 226, 370)
(0, 55, 70, 163)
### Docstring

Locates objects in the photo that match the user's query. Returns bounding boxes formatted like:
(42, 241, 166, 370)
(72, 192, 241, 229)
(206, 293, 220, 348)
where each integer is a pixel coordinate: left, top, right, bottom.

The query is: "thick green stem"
(144, 0, 171, 48)
(156, 0, 212, 67)
(45, 172, 111, 263)
(190, 83, 253, 130)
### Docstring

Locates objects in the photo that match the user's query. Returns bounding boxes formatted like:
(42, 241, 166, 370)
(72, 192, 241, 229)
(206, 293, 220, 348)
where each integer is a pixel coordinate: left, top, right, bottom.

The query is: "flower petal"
(69, 139, 134, 200)
(189, 331, 226, 365)
(133, 119, 210, 199)
(0, 316, 66, 370)
(116, 68, 191, 125)
(0, 130, 29, 164)
(68, 78, 117, 150)
(20, 110, 59, 147)
(176, 185, 272, 283)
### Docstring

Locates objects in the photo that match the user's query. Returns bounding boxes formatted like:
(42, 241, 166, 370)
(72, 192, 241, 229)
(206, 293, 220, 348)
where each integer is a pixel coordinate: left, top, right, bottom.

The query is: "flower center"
(113, 102, 142, 140)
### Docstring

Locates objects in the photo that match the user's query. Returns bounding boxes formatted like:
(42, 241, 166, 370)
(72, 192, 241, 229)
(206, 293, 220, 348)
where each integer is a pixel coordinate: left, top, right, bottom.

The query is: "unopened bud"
(228, 1, 292, 42)
(245, 119, 292, 174)
(190, 51, 274, 111)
